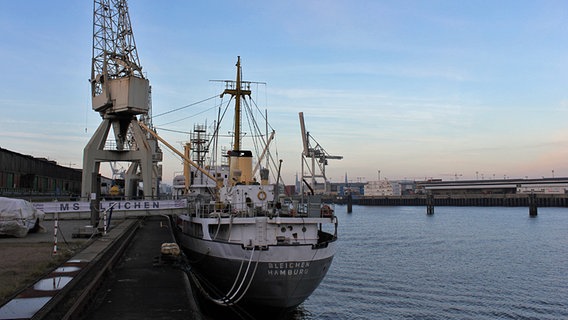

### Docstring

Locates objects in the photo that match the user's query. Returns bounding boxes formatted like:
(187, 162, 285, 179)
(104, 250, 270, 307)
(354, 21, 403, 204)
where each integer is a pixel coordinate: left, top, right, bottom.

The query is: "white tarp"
(0, 197, 45, 237)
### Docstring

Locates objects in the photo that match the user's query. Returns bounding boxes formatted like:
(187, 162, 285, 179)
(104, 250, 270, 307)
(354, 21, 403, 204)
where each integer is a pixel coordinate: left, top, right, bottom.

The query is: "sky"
(1, 1, 568, 186)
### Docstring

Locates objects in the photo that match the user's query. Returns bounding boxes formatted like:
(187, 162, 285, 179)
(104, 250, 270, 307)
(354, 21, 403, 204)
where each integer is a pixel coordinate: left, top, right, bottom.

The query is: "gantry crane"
(299, 112, 343, 195)
(82, 0, 162, 201)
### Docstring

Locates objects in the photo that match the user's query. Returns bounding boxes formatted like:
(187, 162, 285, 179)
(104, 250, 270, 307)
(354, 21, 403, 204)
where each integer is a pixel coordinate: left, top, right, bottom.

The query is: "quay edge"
(332, 194, 568, 207)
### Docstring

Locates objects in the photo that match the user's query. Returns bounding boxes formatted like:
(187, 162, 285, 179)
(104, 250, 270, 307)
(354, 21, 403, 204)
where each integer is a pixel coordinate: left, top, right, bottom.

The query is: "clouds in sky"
(1, 1, 568, 184)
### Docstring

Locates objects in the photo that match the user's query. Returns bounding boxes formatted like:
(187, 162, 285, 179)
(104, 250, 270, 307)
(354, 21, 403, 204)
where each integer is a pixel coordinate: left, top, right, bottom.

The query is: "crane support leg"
(81, 117, 154, 200)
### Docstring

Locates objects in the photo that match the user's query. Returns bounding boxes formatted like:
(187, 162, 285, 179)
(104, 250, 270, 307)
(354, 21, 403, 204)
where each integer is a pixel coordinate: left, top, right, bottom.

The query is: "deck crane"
(82, 0, 162, 201)
(299, 112, 343, 195)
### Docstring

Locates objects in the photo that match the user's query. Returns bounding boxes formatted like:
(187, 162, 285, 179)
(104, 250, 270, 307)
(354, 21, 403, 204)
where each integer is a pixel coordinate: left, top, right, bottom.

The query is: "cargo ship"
(173, 57, 338, 310)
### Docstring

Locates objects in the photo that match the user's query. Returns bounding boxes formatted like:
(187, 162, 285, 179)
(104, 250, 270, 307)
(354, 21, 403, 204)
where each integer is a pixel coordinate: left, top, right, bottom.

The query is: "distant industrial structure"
(348, 178, 568, 207)
(0, 147, 174, 201)
(3, 145, 568, 206)
(417, 178, 568, 195)
(325, 177, 568, 198)
(0, 147, 81, 199)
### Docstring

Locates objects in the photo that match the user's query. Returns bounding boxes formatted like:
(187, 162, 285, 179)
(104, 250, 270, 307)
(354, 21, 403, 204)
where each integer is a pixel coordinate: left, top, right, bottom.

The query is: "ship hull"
(176, 228, 336, 309)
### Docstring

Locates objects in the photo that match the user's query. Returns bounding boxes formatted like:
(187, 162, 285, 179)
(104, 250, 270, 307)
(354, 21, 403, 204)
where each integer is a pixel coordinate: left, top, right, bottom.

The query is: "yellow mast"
(234, 57, 242, 150)
(222, 56, 251, 151)
(221, 57, 253, 185)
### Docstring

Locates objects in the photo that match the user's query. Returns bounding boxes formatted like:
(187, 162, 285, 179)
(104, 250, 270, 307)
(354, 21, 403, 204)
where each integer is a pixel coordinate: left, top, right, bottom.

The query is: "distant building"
(398, 180, 417, 195)
(418, 178, 568, 195)
(361, 180, 418, 197)
(284, 185, 296, 196)
(0, 147, 82, 198)
(365, 180, 395, 196)
(337, 182, 365, 196)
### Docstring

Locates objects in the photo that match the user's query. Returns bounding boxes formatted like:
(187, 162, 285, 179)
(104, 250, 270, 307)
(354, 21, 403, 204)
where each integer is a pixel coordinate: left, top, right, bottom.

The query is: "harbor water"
(291, 205, 568, 320)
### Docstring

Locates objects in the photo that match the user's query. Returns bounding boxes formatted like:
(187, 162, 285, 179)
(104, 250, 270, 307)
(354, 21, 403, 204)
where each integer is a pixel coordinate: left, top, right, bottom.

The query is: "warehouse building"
(0, 147, 81, 199)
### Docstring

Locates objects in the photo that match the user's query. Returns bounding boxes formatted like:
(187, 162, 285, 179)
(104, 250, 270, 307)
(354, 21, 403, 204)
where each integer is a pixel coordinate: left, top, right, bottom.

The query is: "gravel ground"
(0, 219, 113, 305)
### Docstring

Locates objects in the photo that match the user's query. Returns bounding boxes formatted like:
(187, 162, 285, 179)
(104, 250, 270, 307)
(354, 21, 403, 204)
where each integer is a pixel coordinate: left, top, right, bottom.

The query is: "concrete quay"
(83, 216, 200, 320)
(0, 216, 201, 320)
(0, 218, 135, 319)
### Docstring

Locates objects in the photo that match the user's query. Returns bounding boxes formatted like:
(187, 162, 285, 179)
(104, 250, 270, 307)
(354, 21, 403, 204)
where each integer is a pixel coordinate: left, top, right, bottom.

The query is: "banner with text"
(33, 199, 187, 213)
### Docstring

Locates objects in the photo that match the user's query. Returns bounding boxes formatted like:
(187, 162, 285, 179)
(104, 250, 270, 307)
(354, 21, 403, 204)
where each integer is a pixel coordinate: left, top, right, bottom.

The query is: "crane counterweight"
(92, 76, 150, 114)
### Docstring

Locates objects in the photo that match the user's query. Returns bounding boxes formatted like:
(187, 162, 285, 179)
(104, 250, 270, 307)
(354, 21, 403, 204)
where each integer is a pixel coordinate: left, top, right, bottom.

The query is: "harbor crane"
(299, 112, 343, 195)
(82, 0, 162, 201)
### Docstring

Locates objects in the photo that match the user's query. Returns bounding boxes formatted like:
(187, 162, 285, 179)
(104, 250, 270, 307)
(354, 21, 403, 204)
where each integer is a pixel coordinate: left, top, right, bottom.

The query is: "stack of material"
(0, 197, 45, 237)
(160, 242, 180, 256)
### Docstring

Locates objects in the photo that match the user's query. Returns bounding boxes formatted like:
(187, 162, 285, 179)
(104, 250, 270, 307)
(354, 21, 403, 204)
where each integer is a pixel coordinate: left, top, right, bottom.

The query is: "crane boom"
(299, 112, 310, 156)
(138, 122, 221, 190)
(252, 130, 276, 177)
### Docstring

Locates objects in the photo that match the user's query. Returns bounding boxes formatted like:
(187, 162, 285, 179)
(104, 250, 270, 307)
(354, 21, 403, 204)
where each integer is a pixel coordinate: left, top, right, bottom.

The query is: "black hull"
(177, 232, 335, 309)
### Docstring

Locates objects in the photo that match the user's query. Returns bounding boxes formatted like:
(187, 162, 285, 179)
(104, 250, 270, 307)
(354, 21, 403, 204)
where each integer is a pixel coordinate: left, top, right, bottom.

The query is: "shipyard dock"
(0, 215, 201, 320)
(83, 216, 198, 320)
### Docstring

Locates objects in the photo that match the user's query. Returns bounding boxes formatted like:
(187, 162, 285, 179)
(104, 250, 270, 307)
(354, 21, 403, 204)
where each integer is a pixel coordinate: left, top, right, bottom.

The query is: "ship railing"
(282, 195, 336, 218)
(188, 198, 336, 219)
(189, 201, 273, 218)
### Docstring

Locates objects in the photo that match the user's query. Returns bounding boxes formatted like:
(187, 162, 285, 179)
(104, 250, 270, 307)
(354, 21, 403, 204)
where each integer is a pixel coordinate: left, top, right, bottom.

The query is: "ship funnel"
(229, 150, 253, 185)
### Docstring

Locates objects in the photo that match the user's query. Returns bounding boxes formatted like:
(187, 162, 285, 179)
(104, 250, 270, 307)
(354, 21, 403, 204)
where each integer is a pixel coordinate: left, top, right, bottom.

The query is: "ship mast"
(234, 57, 242, 151)
(220, 57, 253, 185)
(222, 56, 251, 151)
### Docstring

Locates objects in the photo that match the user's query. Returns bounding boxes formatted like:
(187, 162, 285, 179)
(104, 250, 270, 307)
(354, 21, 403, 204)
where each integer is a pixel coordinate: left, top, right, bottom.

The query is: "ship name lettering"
(267, 261, 310, 276)
(268, 262, 310, 269)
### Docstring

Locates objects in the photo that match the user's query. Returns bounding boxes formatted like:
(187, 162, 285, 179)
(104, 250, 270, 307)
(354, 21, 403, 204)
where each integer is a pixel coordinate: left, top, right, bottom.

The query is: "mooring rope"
(187, 246, 261, 307)
(223, 247, 260, 305)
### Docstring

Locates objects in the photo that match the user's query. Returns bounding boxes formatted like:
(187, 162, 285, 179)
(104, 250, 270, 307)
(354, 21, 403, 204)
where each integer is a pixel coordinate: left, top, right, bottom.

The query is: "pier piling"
(426, 193, 434, 215)
(529, 193, 538, 217)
